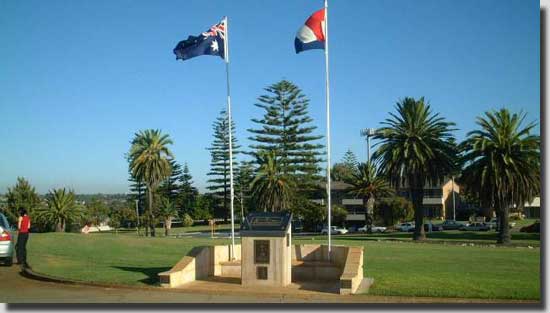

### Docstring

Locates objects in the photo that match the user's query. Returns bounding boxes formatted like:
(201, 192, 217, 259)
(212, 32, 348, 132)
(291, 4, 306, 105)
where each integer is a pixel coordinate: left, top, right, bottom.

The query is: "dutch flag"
(294, 8, 326, 54)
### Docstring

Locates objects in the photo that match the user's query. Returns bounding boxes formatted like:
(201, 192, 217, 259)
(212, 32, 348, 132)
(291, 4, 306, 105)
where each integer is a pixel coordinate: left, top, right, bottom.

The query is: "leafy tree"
(374, 196, 414, 226)
(115, 203, 138, 229)
(5, 177, 41, 225)
(107, 210, 122, 234)
(105, 204, 135, 234)
(192, 194, 214, 221)
(373, 97, 458, 240)
(347, 162, 394, 233)
(207, 109, 240, 221)
(248, 80, 324, 189)
(178, 163, 198, 216)
(182, 213, 194, 227)
(85, 197, 109, 230)
(37, 188, 83, 232)
(460, 109, 540, 244)
(155, 196, 178, 237)
(288, 196, 326, 232)
(128, 129, 174, 237)
(250, 151, 295, 212)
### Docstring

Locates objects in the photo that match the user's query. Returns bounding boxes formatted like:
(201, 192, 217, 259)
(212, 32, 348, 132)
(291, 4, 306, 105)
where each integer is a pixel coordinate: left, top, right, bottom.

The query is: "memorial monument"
(240, 212, 292, 287)
(159, 211, 371, 295)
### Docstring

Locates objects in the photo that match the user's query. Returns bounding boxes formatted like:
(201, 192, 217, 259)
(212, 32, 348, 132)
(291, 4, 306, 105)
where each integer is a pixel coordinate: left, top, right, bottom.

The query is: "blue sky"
(0, 0, 539, 194)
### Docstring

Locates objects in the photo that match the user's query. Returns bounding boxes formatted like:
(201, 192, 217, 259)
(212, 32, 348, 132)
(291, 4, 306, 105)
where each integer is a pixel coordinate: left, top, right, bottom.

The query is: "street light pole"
(135, 199, 140, 236)
(360, 128, 376, 164)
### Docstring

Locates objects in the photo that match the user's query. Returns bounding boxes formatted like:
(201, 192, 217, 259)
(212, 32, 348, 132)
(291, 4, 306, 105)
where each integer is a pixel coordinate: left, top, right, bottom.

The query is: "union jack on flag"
(173, 18, 226, 61)
(202, 22, 225, 40)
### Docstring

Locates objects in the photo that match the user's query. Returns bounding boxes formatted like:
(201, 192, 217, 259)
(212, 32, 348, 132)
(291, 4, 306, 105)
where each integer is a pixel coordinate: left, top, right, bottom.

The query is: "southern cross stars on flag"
(173, 20, 226, 61)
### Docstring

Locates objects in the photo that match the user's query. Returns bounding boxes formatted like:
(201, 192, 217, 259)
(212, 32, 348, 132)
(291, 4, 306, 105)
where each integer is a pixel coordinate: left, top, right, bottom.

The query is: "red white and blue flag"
(294, 8, 326, 54)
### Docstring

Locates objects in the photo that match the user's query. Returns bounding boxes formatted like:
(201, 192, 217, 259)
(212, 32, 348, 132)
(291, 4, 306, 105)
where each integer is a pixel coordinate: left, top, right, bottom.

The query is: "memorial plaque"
(254, 240, 270, 264)
(341, 279, 352, 289)
(257, 266, 268, 280)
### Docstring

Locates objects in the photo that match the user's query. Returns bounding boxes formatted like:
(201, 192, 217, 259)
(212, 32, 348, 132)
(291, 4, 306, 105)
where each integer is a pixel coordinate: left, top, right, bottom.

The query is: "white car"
(358, 225, 387, 233)
(396, 222, 415, 232)
(0, 213, 14, 266)
(321, 226, 348, 235)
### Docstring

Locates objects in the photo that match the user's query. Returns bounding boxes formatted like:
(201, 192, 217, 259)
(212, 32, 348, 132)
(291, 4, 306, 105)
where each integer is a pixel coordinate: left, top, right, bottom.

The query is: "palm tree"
(128, 129, 174, 237)
(250, 151, 295, 212)
(156, 196, 178, 237)
(37, 188, 82, 232)
(347, 162, 394, 233)
(373, 97, 458, 240)
(460, 109, 540, 244)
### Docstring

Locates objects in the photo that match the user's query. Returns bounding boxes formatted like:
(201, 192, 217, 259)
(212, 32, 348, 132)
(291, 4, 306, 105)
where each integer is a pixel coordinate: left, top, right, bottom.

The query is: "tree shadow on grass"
(111, 266, 171, 285)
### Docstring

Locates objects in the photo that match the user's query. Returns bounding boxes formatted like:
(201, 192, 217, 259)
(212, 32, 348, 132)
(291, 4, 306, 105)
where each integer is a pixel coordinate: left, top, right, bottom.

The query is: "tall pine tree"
(235, 161, 255, 220)
(342, 149, 359, 168)
(207, 109, 240, 220)
(248, 80, 324, 189)
(128, 170, 146, 215)
(178, 163, 198, 216)
(159, 159, 182, 205)
(332, 149, 359, 182)
(127, 170, 147, 234)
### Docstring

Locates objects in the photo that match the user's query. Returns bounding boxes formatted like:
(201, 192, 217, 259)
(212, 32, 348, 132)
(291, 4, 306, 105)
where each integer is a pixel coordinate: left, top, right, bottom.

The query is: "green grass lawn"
(26, 231, 540, 300)
(334, 230, 540, 247)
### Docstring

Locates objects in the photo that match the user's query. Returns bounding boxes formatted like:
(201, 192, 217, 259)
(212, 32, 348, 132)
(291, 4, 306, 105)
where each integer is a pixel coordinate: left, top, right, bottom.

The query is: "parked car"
(408, 223, 443, 232)
(423, 223, 443, 232)
(438, 220, 464, 230)
(321, 226, 348, 235)
(520, 221, 540, 233)
(396, 222, 415, 232)
(358, 225, 387, 233)
(347, 226, 358, 233)
(0, 213, 14, 266)
(460, 222, 490, 231)
(486, 218, 516, 230)
(292, 220, 304, 233)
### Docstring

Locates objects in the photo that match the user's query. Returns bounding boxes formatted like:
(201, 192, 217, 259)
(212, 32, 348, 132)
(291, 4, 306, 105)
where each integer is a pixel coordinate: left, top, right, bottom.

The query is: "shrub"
(331, 205, 348, 227)
(509, 214, 523, 221)
(374, 196, 414, 226)
(182, 213, 194, 227)
(288, 197, 326, 232)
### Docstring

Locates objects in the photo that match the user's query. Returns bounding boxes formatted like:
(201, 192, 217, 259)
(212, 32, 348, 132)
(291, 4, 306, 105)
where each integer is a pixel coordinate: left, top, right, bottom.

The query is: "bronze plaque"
(341, 279, 352, 289)
(254, 240, 270, 264)
(257, 266, 268, 280)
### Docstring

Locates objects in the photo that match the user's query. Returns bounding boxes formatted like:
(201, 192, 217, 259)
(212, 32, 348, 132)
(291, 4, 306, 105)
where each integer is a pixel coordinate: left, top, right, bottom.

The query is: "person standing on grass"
(16, 208, 31, 268)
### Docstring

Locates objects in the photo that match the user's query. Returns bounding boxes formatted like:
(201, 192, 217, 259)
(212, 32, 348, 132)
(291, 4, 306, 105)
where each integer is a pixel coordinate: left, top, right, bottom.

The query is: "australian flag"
(173, 19, 226, 61)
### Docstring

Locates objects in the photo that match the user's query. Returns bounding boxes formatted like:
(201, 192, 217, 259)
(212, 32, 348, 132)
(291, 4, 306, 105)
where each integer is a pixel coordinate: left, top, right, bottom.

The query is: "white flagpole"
(223, 16, 236, 260)
(324, 0, 332, 259)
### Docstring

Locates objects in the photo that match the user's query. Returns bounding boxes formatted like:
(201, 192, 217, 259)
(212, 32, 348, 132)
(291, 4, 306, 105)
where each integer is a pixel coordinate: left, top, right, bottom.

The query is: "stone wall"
(291, 244, 365, 295)
(159, 243, 367, 295)
(159, 244, 240, 288)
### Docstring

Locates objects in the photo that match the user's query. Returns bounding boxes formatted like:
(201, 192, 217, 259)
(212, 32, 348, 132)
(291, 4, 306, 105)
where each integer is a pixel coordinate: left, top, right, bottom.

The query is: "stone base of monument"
(159, 244, 373, 295)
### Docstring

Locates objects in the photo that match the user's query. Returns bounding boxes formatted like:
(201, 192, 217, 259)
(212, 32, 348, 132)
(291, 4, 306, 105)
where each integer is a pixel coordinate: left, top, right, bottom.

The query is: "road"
(0, 265, 540, 304)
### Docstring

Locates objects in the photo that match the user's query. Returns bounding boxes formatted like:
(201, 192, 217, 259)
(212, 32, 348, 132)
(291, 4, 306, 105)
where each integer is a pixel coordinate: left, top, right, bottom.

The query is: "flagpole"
(223, 16, 236, 260)
(324, 0, 332, 260)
